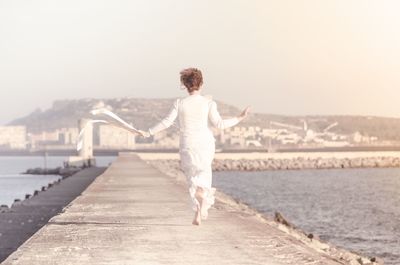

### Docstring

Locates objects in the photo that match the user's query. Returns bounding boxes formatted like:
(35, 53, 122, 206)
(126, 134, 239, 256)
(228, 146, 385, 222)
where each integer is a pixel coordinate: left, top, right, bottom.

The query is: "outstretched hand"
(238, 106, 251, 120)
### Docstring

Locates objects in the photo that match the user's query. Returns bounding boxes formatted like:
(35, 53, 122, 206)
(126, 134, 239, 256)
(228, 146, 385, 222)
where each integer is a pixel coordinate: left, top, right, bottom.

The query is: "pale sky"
(1, 0, 400, 125)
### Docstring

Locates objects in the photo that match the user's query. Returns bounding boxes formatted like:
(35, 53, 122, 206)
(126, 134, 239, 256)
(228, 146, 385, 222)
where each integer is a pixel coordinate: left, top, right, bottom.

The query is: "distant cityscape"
(1, 98, 399, 152)
(0, 122, 383, 152)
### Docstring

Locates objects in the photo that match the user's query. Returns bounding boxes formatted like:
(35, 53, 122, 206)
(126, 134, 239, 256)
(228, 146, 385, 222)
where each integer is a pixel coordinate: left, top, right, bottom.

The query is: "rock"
(12, 199, 22, 207)
(24, 166, 80, 176)
(150, 155, 400, 173)
(0, 204, 9, 213)
(350, 158, 362, 168)
(274, 212, 293, 228)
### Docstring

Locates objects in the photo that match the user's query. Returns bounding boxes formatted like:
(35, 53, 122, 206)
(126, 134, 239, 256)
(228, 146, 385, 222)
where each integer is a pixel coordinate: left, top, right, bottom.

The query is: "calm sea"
(214, 168, 400, 265)
(0, 156, 116, 207)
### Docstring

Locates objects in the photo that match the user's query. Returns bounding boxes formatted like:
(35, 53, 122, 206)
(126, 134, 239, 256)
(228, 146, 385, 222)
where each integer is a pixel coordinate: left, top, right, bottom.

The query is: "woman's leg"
(192, 187, 204, 225)
(192, 205, 201, 225)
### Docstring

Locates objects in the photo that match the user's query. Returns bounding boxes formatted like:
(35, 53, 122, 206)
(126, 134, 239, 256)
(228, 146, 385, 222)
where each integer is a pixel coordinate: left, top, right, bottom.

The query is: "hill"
(7, 98, 400, 141)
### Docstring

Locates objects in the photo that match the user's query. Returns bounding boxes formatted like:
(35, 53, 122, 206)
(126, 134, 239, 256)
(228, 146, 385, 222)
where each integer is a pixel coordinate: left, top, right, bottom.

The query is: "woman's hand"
(137, 130, 151, 138)
(238, 106, 251, 121)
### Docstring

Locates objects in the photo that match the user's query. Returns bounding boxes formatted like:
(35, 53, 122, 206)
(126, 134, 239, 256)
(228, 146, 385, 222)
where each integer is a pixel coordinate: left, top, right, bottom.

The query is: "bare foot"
(192, 207, 201, 225)
(195, 187, 208, 220)
(192, 187, 207, 225)
(195, 188, 208, 220)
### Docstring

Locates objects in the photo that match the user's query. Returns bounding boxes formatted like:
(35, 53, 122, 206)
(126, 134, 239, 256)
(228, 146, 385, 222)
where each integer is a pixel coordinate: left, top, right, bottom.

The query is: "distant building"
(28, 127, 79, 148)
(352, 131, 378, 144)
(246, 140, 262, 147)
(98, 125, 135, 149)
(228, 128, 246, 147)
(0, 126, 27, 149)
(29, 131, 59, 146)
(58, 128, 79, 145)
(280, 134, 302, 145)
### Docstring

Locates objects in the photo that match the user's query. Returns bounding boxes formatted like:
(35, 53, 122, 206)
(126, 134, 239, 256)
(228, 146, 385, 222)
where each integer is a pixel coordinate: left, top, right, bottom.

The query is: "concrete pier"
(0, 167, 106, 262)
(2, 153, 363, 265)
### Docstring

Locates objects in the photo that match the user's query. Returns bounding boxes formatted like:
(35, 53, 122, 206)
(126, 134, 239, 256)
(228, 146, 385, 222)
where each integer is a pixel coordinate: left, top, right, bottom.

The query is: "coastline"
(142, 155, 383, 265)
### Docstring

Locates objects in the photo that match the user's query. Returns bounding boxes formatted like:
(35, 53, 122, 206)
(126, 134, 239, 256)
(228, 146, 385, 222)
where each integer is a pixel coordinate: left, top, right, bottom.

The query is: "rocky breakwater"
(212, 156, 400, 171)
(24, 166, 82, 177)
(145, 156, 400, 172)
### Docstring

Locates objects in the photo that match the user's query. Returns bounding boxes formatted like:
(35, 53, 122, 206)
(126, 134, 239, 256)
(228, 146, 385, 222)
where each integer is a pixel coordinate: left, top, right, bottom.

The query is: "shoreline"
(0, 167, 106, 262)
(142, 156, 383, 265)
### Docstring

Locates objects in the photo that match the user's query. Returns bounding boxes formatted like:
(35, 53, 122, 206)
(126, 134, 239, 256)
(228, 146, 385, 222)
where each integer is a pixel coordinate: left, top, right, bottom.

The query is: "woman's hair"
(180, 68, 203, 93)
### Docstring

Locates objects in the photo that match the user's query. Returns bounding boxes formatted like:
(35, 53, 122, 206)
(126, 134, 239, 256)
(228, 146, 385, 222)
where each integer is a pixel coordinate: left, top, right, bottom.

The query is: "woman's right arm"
(138, 99, 180, 137)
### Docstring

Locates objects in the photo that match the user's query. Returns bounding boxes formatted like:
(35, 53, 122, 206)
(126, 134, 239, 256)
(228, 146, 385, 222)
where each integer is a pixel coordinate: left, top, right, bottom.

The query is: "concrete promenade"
(2, 153, 347, 265)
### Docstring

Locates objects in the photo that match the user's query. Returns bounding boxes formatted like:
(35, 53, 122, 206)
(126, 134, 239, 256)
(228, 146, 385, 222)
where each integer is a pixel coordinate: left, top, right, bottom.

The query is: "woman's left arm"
(208, 101, 250, 130)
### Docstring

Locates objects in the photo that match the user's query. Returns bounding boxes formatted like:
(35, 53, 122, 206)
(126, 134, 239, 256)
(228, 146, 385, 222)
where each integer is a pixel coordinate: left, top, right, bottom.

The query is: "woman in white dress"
(139, 68, 249, 225)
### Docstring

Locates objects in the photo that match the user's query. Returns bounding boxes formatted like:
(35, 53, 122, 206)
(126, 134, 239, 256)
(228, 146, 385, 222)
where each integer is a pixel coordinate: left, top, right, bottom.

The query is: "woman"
(139, 68, 249, 225)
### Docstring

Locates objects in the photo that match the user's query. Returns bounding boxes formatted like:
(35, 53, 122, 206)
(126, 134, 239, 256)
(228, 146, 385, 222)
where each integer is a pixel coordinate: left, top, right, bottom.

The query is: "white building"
(98, 124, 135, 149)
(28, 127, 79, 148)
(0, 126, 27, 149)
(276, 133, 302, 145)
(352, 131, 374, 144)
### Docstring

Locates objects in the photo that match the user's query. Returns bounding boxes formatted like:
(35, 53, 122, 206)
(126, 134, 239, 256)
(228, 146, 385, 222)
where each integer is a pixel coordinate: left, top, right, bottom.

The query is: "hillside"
(7, 98, 400, 141)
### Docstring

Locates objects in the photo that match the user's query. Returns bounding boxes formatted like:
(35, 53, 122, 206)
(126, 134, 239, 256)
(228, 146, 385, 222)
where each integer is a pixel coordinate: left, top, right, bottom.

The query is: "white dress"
(148, 94, 240, 212)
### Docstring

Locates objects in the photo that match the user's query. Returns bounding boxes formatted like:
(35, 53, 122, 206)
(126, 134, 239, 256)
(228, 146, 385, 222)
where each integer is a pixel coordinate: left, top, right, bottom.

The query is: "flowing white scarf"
(90, 108, 139, 132)
(76, 108, 140, 151)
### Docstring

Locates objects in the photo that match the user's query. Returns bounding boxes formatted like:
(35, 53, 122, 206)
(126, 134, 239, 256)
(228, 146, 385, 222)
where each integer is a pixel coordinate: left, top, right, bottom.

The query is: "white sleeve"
(208, 101, 240, 130)
(148, 99, 179, 135)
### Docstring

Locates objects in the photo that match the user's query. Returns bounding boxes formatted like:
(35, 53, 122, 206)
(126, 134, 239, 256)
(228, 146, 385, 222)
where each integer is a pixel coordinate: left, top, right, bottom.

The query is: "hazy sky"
(1, 0, 400, 125)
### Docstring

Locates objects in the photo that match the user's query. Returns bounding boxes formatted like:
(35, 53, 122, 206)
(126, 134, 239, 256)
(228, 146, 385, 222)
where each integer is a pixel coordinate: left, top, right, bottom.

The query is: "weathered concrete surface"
(2, 153, 348, 265)
(0, 167, 106, 262)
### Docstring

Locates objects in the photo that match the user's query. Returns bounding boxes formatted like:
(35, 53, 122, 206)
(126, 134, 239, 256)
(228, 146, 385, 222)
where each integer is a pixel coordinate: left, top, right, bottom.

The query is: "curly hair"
(180, 68, 203, 93)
